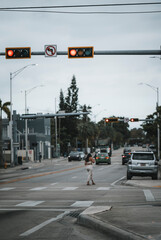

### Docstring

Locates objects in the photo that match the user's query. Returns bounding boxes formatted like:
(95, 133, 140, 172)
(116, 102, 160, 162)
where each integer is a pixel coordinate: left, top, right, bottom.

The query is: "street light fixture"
(10, 64, 38, 166)
(139, 82, 160, 160)
(24, 84, 44, 162)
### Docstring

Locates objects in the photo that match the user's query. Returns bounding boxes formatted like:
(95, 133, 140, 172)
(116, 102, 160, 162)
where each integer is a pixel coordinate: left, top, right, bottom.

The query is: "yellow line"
(0, 165, 83, 185)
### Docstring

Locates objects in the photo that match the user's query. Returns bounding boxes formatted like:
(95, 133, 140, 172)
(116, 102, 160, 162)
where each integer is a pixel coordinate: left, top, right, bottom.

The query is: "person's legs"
(90, 169, 95, 185)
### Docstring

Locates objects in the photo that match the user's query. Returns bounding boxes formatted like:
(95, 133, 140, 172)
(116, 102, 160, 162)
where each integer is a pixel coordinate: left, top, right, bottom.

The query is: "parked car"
(122, 152, 131, 165)
(68, 151, 84, 161)
(148, 145, 157, 154)
(127, 151, 158, 180)
(123, 148, 131, 154)
(95, 149, 111, 165)
(79, 151, 85, 160)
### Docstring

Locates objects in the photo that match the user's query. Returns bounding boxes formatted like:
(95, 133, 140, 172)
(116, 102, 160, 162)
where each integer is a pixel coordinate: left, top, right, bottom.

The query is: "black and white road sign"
(44, 45, 57, 57)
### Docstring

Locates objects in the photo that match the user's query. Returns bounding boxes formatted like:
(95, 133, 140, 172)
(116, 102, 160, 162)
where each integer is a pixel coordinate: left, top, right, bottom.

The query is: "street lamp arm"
(12, 64, 38, 79)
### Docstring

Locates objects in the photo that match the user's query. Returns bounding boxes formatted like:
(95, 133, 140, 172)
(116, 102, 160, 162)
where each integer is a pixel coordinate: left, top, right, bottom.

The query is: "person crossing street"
(85, 153, 95, 185)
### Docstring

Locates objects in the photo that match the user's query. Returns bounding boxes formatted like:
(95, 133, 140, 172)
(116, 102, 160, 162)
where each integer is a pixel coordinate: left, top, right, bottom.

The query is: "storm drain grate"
(67, 210, 83, 218)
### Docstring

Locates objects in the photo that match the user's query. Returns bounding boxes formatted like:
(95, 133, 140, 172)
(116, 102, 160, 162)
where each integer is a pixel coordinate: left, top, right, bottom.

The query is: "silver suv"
(127, 151, 158, 180)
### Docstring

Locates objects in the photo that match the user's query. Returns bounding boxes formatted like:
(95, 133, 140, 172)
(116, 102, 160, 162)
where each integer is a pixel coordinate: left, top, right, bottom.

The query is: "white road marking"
(111, 176, 125, 186)
(50, 183, 58, 186)
(63, 187, 78, 191)
(0, 187, 15, 191)
(16, 201, 44, 207)
(98, 168, 104, 171)
(20, 211, 70, 236)
(30, 187, 47, 191)
(96, 187, 110, 191)
(71, 201, 94, 207)
(72, 176, 77, 179)
(143, 190, 155, 201)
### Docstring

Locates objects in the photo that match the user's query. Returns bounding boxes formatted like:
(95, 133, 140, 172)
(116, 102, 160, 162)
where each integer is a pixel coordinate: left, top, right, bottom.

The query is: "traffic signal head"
(68, 46, 94, 58)
(130, 118, 139, 122)
(105, 118, 119, 123)
(5, 47, 31, 59)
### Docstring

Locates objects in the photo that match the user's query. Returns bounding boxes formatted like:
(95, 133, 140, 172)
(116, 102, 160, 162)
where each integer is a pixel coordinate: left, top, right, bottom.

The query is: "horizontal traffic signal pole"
(1, 49, 161, 57)
(20, 111, 89, 119)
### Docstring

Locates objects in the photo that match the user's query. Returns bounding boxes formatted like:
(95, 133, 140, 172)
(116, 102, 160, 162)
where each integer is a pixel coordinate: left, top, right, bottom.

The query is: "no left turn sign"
(44, 45, 57, 57)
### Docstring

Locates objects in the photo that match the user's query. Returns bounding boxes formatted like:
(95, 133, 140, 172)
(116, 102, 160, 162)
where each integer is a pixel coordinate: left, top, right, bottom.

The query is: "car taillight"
(96, 157, 99, 159)
(105, 157, 109, 159)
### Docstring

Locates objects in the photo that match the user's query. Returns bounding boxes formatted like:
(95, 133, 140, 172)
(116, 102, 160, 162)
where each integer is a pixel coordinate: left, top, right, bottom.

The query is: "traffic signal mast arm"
(105, 117, 155, 123)
(1, 48, 161, 57)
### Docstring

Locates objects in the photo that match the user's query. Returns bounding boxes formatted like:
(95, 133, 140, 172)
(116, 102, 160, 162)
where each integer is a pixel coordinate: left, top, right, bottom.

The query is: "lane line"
(111, 176, 125, 186)
(0, 165, 83, 185)
(20, 211, 69, 237)
(143, 190, 155, 201)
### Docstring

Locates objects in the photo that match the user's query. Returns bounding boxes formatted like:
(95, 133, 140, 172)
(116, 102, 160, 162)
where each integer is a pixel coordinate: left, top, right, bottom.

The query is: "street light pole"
(139, 83, 160, 160)
(10, 64, 37, 166)
(24, 84, 43, 162)
(156, 87, 160, 160)
(10, 73, 13, 166)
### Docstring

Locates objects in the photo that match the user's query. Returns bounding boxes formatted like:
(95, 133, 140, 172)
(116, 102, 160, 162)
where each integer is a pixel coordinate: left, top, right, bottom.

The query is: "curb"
(77, 214, 148, 240)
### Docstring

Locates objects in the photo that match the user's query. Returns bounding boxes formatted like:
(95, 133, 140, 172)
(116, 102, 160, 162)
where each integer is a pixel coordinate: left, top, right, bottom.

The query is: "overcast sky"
(0, 0, 161, 129)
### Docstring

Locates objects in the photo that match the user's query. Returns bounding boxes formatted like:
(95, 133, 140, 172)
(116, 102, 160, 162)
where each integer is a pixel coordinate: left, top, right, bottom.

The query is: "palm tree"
(0, 99, 10, 167)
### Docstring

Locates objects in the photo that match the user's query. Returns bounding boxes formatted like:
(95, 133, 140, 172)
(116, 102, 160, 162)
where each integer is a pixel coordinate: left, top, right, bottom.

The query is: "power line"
(1, 9, 161, 15)
(0, 2, 161, 10)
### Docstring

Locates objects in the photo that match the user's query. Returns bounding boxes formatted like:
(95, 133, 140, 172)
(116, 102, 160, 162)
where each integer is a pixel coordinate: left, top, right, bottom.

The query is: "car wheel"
(96, 162, 99, 165)
(122, 161, 124, 165)
(127, 171, 132, 180)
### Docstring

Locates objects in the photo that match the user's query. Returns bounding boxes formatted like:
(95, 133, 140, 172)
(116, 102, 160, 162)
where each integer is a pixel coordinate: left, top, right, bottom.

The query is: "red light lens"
(7, 50, 14, 57)
(70, 49, 77, 56)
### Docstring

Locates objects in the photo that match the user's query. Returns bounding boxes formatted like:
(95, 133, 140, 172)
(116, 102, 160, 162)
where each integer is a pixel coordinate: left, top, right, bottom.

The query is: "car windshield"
(100, 149, 107, 153)
(70, 152, 79, 155)
(132, 153, 154, 160)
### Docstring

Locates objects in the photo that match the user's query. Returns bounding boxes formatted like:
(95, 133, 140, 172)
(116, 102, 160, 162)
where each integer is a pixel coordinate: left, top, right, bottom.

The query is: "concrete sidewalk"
(0, 157, 66, 173)
(78, 203, 161, 240)
(78, 179, 161, 240)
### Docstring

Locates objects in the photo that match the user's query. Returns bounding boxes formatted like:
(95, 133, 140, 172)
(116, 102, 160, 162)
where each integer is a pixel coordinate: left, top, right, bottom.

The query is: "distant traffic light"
(130, 118, 139, 122)
(105, 118, 119, 123)
(68, 46, 94, 58)
(5, 47, 31, 59)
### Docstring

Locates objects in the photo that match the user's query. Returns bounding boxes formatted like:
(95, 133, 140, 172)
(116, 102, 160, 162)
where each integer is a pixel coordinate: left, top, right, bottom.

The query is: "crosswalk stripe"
(71, 201, 94, 207)
(62, 187, 78, 191)
(16, 201, 44, 207)
(143, 190, 155, 201)
(0, 187, 15, 191)
(30, 187, 47, 191)
(96, 187, 110, 190)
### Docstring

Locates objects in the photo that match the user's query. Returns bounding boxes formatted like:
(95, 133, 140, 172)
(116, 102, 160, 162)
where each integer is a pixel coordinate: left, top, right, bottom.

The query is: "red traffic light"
(130, 118, 139, 122)
(105, 118, 119, 123)
(7, 50, 14, 57)
(69, 49, 77, 57)
(68, 46, 94, 59)
(5, 47, 31, 59)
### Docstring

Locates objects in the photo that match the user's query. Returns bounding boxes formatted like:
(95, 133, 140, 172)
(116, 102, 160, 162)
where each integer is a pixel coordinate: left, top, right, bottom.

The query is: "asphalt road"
(0, 147, 160, 239)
